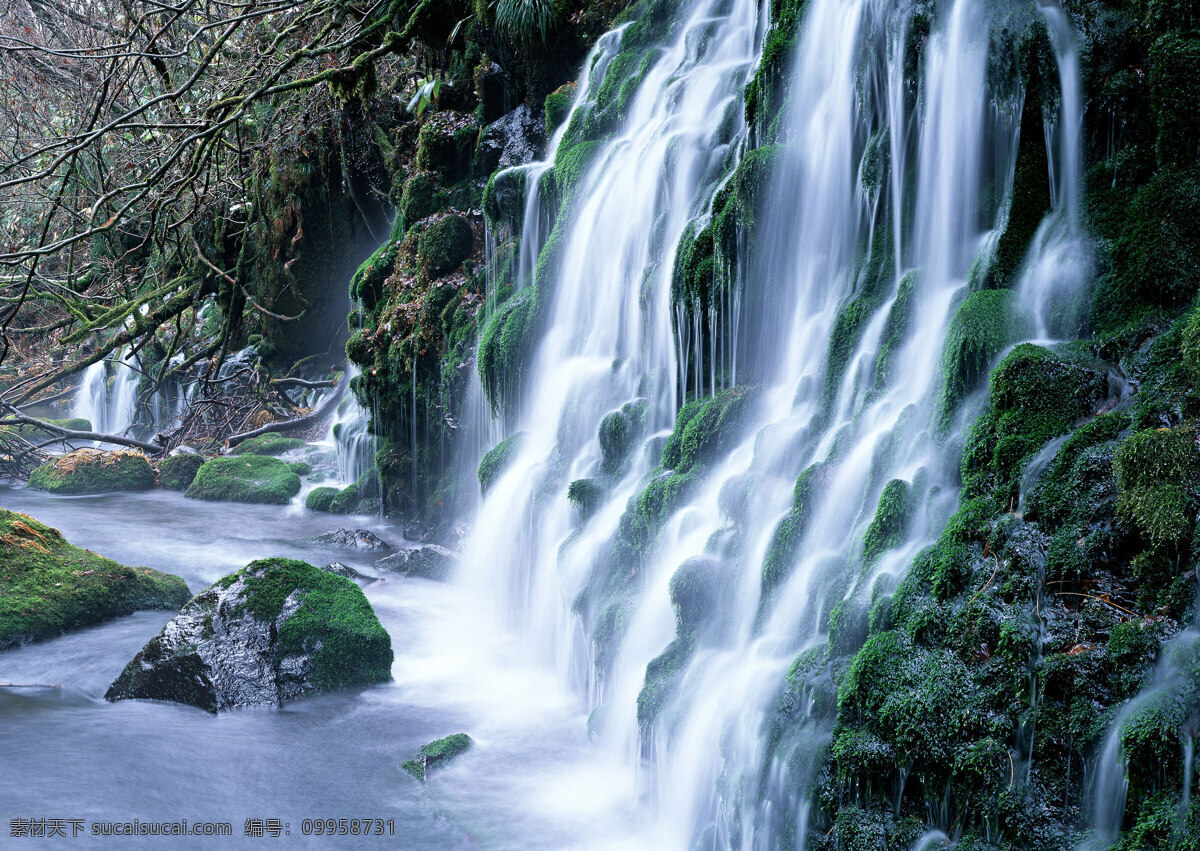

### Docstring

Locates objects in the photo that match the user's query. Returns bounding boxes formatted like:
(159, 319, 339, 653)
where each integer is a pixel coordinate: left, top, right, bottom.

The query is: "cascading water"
(71, 356, 140, 437)
(1086, 628, 1200, 848)
(458, 0, 1093, 846)
(327, 365, 376, 486)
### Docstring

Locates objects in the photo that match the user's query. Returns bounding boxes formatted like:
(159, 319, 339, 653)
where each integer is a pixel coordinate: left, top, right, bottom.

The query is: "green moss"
(862, 479, 912, 567)
(229, 557, 392, 690)
(329, 483, 362, 514)
(233, 433, 306, 456)
(872, 271, 917, 393)
(417, 214, 474, 281)
(960, 344, 1107, 505)
(554, 140, 604, 201)
(0, 508, 189, 649)
(936, 289, 1024, 433)
(478, 285, 541, 415)
(478, 432, 526, 495)
(759, 464, 821, 614)
(305, 486, 340, 512)
(288, 461, 313, 476)
(185, 455, 302, 505)
(743, 0, 810, 136)
(1114, 424, 1200, 548)
(159, 453, 205, 491)
(599, 400, 648, 475)
(349, 237, 401, 311)
(568, 478, 604, 519)
(544, 83, 575, 138)
(402, 732, 472, 780)
(1149, 34, 1200, 167)
(399, 171, 446, 231)
(28, 449, 156, 495)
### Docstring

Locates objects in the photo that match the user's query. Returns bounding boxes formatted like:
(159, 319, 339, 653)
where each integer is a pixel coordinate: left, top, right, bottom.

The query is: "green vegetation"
(306, 486, 340, 512)
(0, 509, 189, 649)
(28, 449, 156, 495)
(232, 434, 306, 456)
(478, 432, 526, 495)
(185, 455, 302, 505)
(159, 453, 206, 491)
(232, 558, 393, 690)
(402, 733, 472, 780)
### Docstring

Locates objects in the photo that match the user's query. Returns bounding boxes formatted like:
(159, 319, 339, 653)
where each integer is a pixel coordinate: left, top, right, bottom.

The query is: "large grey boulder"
(106, 558, 392, 712)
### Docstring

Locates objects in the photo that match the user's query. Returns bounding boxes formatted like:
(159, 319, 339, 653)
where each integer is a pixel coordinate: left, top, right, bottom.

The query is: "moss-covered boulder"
(402, 733, 472, 780)
(305, 486, 340, 512)
(158, 452, 205, 491)
(185, 455, 302, 505)
(27, 449, 156, 495)
(231, 433, 306, 456)
(416, 214, 474, 281)
(0, 509, 189, 650)
(105, 557, 393, 712)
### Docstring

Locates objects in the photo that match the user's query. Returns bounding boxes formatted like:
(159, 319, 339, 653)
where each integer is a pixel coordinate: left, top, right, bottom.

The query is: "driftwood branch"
(225, 380, 347, 447)
(0, 405, 161, 453)
(271, 377, 335, 390)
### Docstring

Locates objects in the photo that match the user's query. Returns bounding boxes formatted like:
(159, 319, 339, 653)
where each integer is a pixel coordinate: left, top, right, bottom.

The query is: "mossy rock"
(27, 449, 156, 495)
(1114, 424, 1200, 548)
(417, 214, 474, 280)
(544, 83, 576, 138)
(937, 289, 1027, 432)
(305, 486, 341, 513)
(159, 453, 205, 491)
(0, 509, 190, 649)
(329, 483, 362, 515)
(232, 433, 306, 456)
(185, 455, 302, 505)
(478, 432, 526, 496)
(106, 558, 393, 712)
(402, 733, 472, 780)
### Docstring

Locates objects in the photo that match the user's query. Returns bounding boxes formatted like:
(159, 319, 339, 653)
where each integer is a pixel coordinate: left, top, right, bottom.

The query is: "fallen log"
(0, 405, 161, 454)
(224, 380, 347, 448)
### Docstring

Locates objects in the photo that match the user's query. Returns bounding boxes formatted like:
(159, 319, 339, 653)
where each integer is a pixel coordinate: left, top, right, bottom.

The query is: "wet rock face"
(479, 104, 545, 174)
(106, 558, 392, 712)
(374, 544, 460, 581)
(312, 528, 390, 551)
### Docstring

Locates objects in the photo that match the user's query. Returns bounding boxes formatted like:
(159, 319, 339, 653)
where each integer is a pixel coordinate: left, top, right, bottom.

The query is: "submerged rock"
(319, 562, 380, 585)
(106, 558, 393, 712)
(402, 733, 472, 780)
(27, 449, 155, 495)
(374, 544, 459, 581)
(312, 529, 390, 551)
(184, 455, 301, 505)
(0, 509, 189, 650)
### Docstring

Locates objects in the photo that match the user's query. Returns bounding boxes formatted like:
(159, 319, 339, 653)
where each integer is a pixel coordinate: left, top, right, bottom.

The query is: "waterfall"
(71, 356, 140, 437)
(1086, 629, 1200, 847)
(457, 0, 1093, 845)
(324, 365, 376, 487)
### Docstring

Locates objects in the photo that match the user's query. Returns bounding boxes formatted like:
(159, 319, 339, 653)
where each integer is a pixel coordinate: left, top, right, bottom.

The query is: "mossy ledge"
(0, 509, 190, 650)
